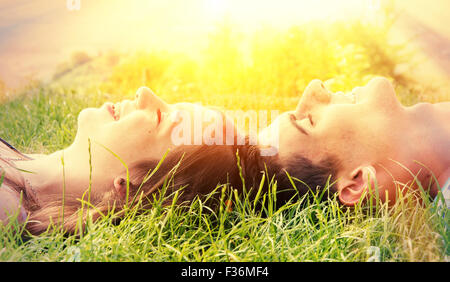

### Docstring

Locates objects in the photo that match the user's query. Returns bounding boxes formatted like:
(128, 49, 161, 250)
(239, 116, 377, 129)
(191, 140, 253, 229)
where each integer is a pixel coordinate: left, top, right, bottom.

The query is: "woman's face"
(259, 77, 406, 203)
(74, 87, 224, 182)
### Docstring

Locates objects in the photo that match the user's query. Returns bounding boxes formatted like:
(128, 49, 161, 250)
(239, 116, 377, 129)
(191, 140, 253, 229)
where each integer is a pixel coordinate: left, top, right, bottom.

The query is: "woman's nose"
(295, 79, 331, 113)
(135, 87, 169, 111)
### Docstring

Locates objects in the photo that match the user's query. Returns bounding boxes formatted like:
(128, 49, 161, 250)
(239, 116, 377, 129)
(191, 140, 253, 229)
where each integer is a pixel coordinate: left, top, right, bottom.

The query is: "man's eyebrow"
(289, 114, 309, 136)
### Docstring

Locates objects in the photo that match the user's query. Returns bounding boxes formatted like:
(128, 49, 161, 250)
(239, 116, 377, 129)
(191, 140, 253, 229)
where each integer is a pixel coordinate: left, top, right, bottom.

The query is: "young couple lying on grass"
(1, 77, 449, 235)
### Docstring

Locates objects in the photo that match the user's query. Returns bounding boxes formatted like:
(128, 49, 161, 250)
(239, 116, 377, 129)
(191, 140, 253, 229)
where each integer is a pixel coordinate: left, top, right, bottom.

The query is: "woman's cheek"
(111, 120, 154, 148)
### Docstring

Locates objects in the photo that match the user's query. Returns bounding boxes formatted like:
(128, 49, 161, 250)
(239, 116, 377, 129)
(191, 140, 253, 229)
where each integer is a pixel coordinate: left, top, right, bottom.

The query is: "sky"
(0, 0, 449, 88)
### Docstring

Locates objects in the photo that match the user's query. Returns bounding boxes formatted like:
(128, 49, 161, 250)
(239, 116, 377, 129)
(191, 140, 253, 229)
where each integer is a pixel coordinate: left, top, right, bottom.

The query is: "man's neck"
(402, 102, 450, 195)
(435, 167, 450, 193)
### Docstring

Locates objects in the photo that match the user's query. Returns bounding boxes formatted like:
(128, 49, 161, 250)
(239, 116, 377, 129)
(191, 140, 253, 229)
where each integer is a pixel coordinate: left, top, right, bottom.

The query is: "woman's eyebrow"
(289, 114, 309, 136)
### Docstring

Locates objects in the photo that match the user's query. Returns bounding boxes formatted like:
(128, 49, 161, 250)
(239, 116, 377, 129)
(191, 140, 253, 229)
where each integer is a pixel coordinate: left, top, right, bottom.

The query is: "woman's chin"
(77, 108, 91, 126)
(77, 108, 102, 136)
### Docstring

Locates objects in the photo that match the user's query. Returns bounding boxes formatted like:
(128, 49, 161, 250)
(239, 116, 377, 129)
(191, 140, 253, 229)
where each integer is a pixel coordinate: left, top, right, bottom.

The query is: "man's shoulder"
(436, 174, 450, 209)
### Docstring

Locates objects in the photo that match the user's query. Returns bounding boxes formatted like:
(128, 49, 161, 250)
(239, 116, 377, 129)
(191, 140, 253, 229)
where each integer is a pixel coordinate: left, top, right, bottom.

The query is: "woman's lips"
(106, 103, 114, 118)
(106, 102, 168, 125)
(105, 102, 119, 120)
(113, 103, 120, 120)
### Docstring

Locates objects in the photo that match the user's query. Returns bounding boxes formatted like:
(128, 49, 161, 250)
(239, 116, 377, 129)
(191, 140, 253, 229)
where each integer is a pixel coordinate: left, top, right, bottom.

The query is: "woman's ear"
(337, 165, 377, 206)
(113, 176, 128, 198)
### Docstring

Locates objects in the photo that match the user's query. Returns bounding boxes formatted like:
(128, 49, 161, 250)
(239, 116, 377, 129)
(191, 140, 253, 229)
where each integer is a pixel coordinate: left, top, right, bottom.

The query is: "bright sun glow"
(203, 0, 380, 27)
(0, 0, 385, 87)
(106, 0, 382, 51)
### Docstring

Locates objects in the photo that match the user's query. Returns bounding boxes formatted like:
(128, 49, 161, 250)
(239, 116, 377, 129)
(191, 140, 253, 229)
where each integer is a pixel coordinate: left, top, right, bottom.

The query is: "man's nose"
(295, 79, 331, 113)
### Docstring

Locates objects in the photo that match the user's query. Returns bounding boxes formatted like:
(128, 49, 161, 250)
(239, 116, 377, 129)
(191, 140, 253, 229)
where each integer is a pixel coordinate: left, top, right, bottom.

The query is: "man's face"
(259, 77, 406, 204)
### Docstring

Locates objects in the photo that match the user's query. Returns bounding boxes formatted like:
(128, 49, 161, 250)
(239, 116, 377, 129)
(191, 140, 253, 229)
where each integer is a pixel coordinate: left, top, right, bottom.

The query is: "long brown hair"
(25, 142, 267, 235)
(25, 139, 339, 235)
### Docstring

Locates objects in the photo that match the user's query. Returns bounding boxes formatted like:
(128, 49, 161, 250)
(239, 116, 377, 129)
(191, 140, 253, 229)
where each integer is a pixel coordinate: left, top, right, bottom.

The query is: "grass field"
(0, 16, 449, 261)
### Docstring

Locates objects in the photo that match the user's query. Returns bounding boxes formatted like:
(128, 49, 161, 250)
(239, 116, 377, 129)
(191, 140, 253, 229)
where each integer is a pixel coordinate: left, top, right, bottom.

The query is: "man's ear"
(337, 165, 377, 206)
(113, 176, 128, 198)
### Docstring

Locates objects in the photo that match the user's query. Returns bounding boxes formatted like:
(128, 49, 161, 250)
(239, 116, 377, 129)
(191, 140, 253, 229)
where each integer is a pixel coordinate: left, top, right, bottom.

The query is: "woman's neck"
(16, 139, 120, 205)
(15, 145, 91, 201)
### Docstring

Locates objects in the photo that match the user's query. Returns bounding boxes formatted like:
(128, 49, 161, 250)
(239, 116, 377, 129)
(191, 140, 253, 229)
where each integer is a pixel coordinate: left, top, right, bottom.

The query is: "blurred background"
(0, 0, 449, 108)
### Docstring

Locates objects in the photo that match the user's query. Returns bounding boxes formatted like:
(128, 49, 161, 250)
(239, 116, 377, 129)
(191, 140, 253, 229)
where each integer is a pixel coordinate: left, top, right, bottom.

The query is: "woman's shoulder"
(0, 137, 31, 191)
(0, 137, 32, 161)
(0, 181, 28, 225)
(0, 138, 36, 225)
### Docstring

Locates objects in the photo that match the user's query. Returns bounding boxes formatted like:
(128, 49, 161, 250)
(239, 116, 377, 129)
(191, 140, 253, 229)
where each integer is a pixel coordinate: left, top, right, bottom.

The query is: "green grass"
(0, 86, 448, 262)
(0, 17, 449, 261)
(1, 176, 448, 261)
